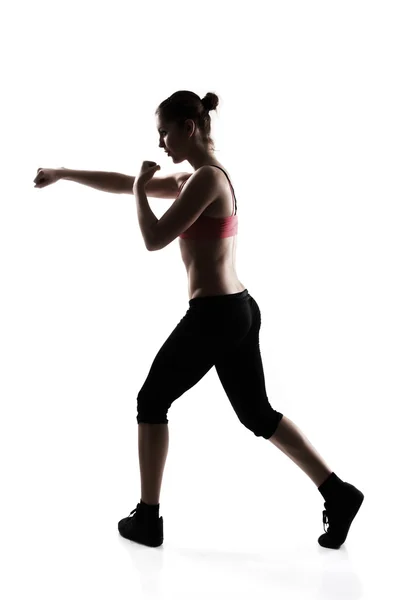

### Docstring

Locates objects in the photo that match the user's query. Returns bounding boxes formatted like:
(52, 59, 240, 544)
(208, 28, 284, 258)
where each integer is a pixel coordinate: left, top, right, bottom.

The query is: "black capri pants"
(136, 289, 283, 439)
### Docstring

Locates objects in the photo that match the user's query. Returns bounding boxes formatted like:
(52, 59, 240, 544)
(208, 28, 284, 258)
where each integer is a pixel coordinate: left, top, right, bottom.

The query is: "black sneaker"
(118, 503, 164, 547)
(318, 482, 364, 549)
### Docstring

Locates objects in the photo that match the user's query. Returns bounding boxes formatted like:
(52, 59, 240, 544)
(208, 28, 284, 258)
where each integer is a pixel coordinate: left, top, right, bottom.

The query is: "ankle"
(318, 472, 345, 502)
(140, 499, 160, 506)
(139, 499, 160, 519)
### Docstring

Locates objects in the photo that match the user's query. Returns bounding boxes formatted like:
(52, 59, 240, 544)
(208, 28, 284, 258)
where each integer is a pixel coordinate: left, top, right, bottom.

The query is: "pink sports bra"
(178, 165, 238, 240)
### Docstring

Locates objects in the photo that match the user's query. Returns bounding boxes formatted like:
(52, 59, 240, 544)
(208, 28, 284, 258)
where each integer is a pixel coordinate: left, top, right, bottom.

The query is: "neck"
(187, 147, 217, 171)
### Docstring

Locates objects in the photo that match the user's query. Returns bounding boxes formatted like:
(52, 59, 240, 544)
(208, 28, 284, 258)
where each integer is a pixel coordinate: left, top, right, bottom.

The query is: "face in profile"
(156, 116, 196, 164)
(156, 118, 178, 161)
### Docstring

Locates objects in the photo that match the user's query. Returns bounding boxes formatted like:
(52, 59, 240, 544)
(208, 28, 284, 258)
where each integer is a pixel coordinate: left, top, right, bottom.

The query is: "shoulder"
(175, 166, 218, 193)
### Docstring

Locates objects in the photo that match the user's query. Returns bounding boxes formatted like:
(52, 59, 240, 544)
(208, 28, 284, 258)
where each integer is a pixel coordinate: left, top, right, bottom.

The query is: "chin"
(167, 152, 184, 164)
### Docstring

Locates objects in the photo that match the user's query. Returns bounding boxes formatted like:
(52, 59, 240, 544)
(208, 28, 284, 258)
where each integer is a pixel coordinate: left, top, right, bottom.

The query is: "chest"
(178, 169, 238, 268)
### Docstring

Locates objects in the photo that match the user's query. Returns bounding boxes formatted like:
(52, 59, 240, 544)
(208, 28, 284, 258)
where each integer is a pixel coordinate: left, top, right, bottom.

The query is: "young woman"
(34, 90, 364, 550)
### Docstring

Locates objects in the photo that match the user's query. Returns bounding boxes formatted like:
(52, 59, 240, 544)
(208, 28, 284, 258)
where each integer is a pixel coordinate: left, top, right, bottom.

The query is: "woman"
(34, 90, 364, 550)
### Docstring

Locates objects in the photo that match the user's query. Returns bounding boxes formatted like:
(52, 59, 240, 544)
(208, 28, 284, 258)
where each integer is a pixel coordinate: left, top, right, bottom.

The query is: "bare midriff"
(177, 164, 246, 300)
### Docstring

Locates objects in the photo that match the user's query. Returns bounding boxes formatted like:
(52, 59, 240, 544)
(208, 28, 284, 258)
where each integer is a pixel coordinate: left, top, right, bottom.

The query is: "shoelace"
(322, 509, 329, 533)
(322, 500, 348, 535)
(128, 503, 143, 519)
(127, 504, 158, 521)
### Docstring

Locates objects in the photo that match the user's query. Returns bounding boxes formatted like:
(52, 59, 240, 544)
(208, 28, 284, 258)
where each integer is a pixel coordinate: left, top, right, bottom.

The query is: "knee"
(244, 410, 284, 440)
(137, 417, 169, 425)
(264, 411, 284, 439)
(136, 391, 169, 425)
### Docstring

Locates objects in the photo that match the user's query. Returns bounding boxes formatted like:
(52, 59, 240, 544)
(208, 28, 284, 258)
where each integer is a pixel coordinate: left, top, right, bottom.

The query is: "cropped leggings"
(136, 289, 283, 440)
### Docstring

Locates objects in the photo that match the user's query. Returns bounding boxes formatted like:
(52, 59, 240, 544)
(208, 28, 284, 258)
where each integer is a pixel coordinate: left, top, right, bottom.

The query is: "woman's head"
(155, 90, 219, 167)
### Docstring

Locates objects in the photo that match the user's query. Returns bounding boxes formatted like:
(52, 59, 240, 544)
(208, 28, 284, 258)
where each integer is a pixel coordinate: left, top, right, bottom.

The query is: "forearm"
(133, 181, 159, 250)
(57, 168, 134, 194)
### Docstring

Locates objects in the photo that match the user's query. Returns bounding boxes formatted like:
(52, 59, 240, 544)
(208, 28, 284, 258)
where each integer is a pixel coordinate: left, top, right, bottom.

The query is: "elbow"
(146, 235, 157, 251)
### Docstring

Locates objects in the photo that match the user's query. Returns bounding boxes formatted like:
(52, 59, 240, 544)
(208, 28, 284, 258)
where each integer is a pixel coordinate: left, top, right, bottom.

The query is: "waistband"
(189, 289, 250, 308)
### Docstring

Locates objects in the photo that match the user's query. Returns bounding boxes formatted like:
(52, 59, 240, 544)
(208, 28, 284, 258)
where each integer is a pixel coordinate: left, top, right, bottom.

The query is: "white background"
(1, 1, 399, 598)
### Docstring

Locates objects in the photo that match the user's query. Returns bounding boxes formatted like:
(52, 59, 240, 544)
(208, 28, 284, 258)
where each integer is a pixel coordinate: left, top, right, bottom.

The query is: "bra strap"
(207, 165, 237, 216)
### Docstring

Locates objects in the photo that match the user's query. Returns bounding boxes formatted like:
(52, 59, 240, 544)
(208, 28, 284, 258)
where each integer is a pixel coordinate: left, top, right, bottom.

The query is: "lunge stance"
(34, 90, 364, 550)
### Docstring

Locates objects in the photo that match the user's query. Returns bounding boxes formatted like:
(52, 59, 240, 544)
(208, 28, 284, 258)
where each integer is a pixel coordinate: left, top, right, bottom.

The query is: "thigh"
(214, 297, 283, 437)
(138, 316, 215, 404)
(138, 300, 249, 402)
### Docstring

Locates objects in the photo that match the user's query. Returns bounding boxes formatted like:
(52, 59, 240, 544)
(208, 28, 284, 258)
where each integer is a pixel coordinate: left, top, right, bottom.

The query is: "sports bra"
(177, 165, 238, 240)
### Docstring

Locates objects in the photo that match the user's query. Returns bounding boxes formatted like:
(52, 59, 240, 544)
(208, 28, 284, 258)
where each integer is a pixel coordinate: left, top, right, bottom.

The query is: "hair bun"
(202, 92, 219, 112)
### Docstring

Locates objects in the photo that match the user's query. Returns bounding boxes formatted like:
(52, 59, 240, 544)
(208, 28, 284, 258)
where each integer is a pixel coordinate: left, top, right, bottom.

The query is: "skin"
(155, 114, 219, 171)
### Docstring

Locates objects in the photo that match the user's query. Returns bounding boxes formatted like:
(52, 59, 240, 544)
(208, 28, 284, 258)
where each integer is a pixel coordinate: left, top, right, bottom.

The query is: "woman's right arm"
(34, 167, 189, 198)
(56, 168, 134, 194)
